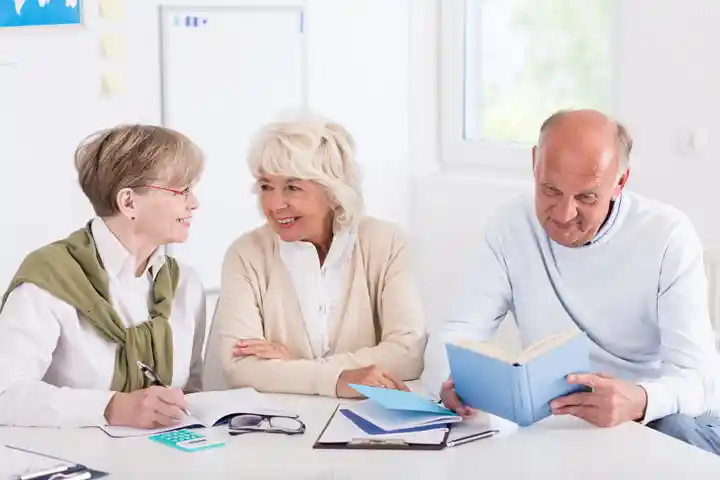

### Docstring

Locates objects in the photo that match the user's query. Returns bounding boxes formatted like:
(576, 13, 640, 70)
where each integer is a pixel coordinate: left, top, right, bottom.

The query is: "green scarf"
(0, 223, 179, 393)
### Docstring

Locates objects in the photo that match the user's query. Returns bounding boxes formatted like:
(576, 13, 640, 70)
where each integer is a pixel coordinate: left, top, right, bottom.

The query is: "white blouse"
(0, 218, 206, 427)
(279, 228, 356, 358)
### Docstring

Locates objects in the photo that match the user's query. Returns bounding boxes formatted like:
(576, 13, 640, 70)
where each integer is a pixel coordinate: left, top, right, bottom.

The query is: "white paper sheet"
(0, 445, 78, 480)
(447, 412, 519, 442)
(345, 400, 461, 431)
(318, 408, 448, 445)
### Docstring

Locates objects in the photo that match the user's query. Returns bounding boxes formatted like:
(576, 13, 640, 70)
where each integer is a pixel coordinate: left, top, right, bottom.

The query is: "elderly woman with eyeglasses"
(206, 116, 426, 398)
(0, 125, 207, 429)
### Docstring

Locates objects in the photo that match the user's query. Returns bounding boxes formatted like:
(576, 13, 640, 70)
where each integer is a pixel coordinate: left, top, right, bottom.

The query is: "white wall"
(0, 0, 412, 293)
(410, 0, 720, 335)
(0, 4, 130, 290)
(4, 0, 720, 346)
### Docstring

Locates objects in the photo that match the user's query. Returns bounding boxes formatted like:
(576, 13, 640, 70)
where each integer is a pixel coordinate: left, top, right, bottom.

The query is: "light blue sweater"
(422, 192, 719, 422)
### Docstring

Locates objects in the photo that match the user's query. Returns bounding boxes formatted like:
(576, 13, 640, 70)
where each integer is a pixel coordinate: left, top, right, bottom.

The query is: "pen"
(19, 465, 79, 480)
(446, 429, 499, 448)
(136, 360, 193, 417)
(48, 472, 92, 480)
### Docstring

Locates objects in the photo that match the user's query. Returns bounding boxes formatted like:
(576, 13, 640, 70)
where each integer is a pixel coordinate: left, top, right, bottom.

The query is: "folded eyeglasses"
(228, 413, 306, 435)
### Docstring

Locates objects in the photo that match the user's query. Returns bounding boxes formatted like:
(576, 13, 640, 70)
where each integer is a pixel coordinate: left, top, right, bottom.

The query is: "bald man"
(422, 109, 720, 455)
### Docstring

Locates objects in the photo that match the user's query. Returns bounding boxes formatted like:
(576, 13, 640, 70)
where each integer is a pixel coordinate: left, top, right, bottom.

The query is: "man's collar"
(91, 218, 166, 279)
(585, 194, 623, 246)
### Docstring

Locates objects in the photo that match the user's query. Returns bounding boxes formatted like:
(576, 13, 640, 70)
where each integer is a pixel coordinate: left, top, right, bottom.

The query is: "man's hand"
(232, 339, 295, 360)
(439, 377, 476, 418)
(104, 386, 188, 429)
(550, 373, 648, 427)
(335, 365, 409, 398)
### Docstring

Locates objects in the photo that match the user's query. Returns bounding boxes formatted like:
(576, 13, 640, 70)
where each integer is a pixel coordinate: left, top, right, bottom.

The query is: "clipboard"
(2, 444, 109, 480)
(313, 405, 451, 451)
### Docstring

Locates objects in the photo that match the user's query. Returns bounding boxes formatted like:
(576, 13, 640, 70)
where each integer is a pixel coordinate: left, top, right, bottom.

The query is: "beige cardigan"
(207, 216, 426, 397)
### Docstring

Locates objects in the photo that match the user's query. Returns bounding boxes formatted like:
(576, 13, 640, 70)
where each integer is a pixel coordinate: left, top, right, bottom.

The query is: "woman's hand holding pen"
(104, 386, 189, 429)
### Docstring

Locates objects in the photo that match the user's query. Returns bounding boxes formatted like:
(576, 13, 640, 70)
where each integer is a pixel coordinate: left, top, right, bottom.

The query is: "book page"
(515, 330, 580, 365)
(452, 338, 516, 363)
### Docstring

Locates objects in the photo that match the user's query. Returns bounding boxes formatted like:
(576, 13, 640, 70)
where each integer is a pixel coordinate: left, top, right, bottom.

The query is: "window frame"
(439, 0, 620, 170)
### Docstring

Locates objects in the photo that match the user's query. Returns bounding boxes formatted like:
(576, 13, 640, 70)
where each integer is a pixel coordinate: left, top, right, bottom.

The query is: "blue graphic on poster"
(1, 0, 81, 28)
(172, 14, 207, 28)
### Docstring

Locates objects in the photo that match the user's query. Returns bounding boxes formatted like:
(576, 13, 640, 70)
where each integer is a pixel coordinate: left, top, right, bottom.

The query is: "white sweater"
(422, 192, 720, 423)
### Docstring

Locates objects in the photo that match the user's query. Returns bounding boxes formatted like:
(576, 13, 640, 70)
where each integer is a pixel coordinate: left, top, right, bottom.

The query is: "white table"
(2, 392, 720, 479)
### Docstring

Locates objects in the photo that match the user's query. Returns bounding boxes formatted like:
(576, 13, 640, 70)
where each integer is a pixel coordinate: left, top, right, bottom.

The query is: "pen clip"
(136, 360, 161, 385)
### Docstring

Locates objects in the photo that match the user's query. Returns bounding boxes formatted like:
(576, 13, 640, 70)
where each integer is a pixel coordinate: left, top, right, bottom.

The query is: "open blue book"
(344, 384, 462, 434)
(446, 330, 591, 427)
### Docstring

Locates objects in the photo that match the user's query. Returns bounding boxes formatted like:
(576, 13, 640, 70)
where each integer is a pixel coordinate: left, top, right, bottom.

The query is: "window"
(441, 0, 616, 168)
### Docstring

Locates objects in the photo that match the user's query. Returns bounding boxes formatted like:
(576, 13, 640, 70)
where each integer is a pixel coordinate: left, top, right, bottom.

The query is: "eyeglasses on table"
(228, 413, 306, 435)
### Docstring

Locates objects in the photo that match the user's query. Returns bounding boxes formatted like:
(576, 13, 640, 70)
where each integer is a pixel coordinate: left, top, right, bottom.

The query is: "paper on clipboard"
(317, 407, 448, 445)
(1, 445, 109, 480)
(1, 445, 79, 479)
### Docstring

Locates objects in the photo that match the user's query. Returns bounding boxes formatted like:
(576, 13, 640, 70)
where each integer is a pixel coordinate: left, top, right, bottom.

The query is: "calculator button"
(177, 438, 225, 450)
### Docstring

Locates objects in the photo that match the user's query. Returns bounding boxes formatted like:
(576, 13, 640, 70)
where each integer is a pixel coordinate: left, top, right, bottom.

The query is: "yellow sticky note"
(100, 35, 124, 60)
(99, 0, 125, 21)
(101, 72, 124, 97)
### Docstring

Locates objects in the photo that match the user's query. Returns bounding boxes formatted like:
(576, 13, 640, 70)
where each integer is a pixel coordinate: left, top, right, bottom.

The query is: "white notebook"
(98, 388, 291, 438)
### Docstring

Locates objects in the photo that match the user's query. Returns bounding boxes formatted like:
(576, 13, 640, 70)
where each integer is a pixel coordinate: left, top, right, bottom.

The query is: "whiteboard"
(160, 5, 306, 290)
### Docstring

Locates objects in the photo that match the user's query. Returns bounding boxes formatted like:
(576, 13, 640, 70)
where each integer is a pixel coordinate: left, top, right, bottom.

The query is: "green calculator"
(149, 429, 226, 452)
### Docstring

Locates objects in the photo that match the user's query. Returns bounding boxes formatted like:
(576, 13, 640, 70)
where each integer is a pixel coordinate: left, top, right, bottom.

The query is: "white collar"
(586, 193, 624, 246)
(278, 226, 356, 269)
(90, 218, 166, 280)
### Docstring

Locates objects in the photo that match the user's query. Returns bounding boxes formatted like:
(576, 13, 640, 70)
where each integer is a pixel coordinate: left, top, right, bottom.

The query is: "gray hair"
(538, 110, 633, 179)
(246, 115, 364, 229)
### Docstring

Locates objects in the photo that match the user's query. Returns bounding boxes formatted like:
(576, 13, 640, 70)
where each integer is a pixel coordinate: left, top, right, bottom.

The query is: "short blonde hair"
(247, 116, 364, 228)
(75, 124, 204, 217)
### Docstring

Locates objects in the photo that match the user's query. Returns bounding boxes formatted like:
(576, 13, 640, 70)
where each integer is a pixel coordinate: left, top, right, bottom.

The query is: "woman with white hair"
(207, 116, 426, 397)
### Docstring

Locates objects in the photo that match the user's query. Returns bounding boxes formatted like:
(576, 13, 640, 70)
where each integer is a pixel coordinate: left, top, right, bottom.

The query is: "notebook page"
(97, 388, 292, 437)
(1, 445, 78, 480)
(186, 388, 291, 426)
(97, 416, 204, 438)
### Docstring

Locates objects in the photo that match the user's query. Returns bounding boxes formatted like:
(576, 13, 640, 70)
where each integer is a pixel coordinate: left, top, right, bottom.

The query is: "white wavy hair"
(247, 115, 364, 229)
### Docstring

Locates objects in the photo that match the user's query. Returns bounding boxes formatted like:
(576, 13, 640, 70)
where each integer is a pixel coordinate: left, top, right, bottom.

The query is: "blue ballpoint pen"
(136, 360, 193, 417)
